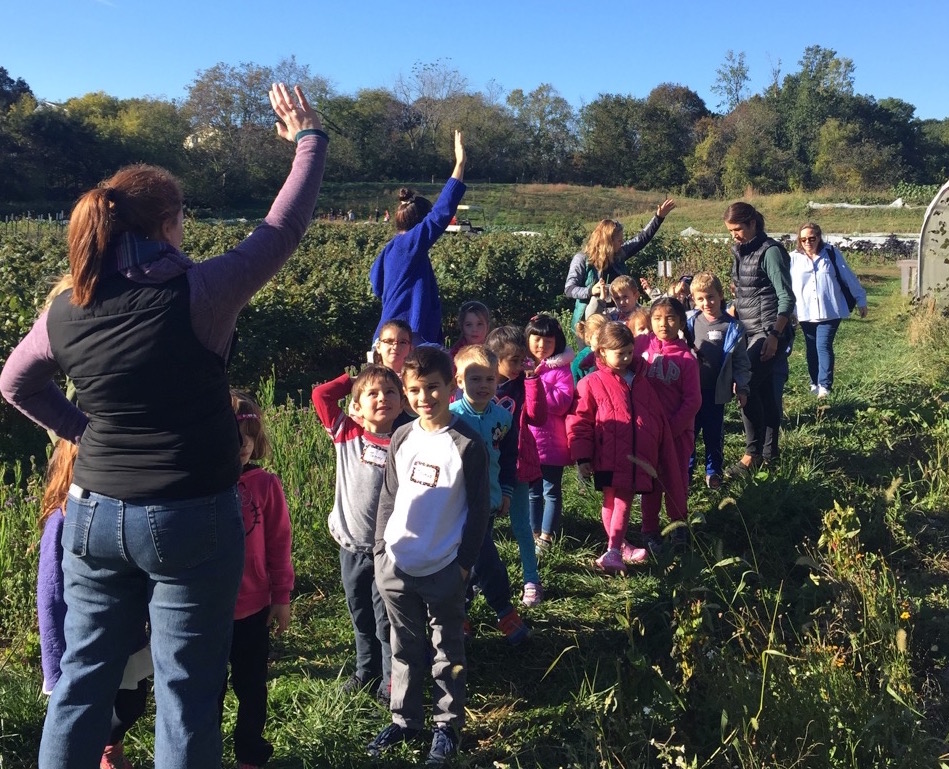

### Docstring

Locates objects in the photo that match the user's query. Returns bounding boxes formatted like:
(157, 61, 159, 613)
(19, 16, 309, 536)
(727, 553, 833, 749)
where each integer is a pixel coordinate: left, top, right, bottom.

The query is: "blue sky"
(6, 0, 946, 120)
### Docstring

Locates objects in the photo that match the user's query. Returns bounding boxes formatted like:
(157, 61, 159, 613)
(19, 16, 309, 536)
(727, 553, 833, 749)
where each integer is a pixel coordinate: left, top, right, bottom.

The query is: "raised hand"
(269, 83, 322, 142)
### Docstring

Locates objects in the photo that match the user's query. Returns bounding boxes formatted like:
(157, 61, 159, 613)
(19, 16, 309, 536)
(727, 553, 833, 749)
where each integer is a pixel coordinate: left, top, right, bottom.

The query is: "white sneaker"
(817, 386, 830, 398)
(809, 384, 819, 395)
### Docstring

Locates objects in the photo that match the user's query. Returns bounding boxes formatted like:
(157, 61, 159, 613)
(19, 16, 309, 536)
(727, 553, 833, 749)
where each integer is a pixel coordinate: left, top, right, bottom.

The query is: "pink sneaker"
(594, 549, 625, 574)
(521, 581, 543, 607)
(100, 743, 133, 769)
(620, 541, 648, 564)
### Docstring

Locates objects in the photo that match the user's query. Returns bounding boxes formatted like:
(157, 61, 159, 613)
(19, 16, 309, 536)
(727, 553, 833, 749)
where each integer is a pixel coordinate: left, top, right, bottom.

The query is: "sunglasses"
(801, 236, 818, 243)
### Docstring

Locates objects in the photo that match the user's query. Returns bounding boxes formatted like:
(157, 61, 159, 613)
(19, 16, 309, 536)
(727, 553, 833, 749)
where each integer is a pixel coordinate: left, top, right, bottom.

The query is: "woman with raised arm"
(564, 199, 675, 341)
(370, 130, 467, 346)
(0, 83, 327, 769)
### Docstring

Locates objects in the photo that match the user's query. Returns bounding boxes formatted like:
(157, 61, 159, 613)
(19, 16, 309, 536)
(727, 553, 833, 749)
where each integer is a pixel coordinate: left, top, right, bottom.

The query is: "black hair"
(485, 325, 527, 357)
(649, 295, 695, 348)
(401, 345, 453, 386)
(524, 313, 567, 356)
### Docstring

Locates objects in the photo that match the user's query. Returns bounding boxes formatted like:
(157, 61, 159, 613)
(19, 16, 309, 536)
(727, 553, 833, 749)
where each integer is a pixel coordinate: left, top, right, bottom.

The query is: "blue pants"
(339, 548, 391, 694)
(691, 391, 725, 478)
(509, 482, 540, 585)
(528, 465, 565, 537)
(800, 319, 841, 391)
(39, 487, 244, 769)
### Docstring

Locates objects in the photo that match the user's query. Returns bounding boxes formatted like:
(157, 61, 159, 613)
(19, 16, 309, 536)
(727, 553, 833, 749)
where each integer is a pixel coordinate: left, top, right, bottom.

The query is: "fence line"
(1, 214, 69, 241)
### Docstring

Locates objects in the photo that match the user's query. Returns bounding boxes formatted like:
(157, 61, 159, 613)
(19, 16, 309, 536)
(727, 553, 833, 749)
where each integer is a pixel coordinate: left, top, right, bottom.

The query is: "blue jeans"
(691, 392, 725, 477)
(528, 465, 565, 537)
(509, 482, 539, 585)
(799, 319, 841, 391)
(39, 487, 244, 769)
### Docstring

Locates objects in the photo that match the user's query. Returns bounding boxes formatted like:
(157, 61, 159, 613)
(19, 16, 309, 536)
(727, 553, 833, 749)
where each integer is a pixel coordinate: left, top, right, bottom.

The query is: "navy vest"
(731, 235, 786, 337)
(47, 273, 241, 500)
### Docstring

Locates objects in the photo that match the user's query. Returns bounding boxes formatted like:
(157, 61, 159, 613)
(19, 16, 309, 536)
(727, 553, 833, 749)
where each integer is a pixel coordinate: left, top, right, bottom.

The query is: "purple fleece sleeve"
(0, 311, 88, 442)
(187, 132, 329, 357)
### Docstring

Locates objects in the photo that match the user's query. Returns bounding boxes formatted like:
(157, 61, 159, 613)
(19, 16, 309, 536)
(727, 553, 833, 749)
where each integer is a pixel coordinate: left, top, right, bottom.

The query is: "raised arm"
(189, 84, 329, 352)
(615, 198, 675, 266)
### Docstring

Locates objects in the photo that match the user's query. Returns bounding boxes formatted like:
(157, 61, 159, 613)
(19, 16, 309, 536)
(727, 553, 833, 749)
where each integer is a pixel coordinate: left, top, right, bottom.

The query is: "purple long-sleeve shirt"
(0, 132, 329, 442)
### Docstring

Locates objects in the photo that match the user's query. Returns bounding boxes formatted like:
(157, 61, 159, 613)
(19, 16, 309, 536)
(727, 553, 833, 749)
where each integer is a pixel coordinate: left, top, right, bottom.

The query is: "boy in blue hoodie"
(687, 271, 751, 489)
(449, 345, 530, 645)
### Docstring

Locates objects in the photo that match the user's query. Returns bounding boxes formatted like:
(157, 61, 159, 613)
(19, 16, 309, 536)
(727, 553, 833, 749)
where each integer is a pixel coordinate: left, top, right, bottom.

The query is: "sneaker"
(497, 608, 531, 645)
(724, 456, 761, 480)
(367, 722, 422, 757)
(643, 534, 664, 558)
(817, 386, 830, 398)
(375, 680, 392, 707)
(341, 673, 372, 694)
(594, 548, 625, 574)
(669, 526, 690, 548)
(521, 581, 543, 607)
(620, 540, 649, 564)
(809, 383, 819, 395)
(534, 534, 553, 559)
(426, 724, 460, 766)
(706, 473, 722, 490)
(100, 743, 133, 769)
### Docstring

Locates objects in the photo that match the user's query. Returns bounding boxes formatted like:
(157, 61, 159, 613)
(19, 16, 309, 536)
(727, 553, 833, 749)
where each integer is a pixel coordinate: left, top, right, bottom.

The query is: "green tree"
(813, 117, 901, 190)
(0, 67, 32, 112)
(577, 94, 643, 185)
(506, 84, 577, 182)
(711, 50, 749, 112)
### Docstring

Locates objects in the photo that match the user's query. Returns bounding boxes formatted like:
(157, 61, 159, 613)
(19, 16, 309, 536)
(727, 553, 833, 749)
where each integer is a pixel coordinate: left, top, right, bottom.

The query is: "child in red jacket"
(568, 322, 687, 573)
(635, 297, 701, 552)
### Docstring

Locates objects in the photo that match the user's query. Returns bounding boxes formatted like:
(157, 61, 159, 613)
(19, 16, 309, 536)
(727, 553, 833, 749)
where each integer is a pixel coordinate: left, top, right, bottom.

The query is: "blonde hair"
(231, 389, 271, 461)
(584, 219, 623, 274)
(42, 273, 75, 310)
(690, 271, 724, 298)
(454, 344, 498, 377)
(609, 274, 636, 296)
(575, 311, 610, 348)
(626, 307, 650, 334)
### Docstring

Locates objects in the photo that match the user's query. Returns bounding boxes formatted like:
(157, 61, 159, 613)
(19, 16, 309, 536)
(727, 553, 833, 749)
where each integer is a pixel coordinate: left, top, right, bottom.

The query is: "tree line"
(2, 46, 948, 213)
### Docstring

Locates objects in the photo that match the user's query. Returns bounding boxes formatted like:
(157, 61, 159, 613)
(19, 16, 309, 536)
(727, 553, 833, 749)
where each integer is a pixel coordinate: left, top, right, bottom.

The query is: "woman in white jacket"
(790, 223, 868, 397)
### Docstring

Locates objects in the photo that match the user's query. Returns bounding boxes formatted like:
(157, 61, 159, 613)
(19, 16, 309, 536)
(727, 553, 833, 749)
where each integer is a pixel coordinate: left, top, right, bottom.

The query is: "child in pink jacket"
(568, 322, 686, 573)
(635, 297, 701, 552)
(524, 314, 575, 555)
(227, 391, 295, 768)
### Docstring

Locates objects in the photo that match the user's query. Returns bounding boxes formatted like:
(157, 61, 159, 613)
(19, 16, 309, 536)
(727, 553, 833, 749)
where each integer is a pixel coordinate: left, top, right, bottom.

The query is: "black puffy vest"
(731, 234, 784, 337)
(47, 273, 241, 500)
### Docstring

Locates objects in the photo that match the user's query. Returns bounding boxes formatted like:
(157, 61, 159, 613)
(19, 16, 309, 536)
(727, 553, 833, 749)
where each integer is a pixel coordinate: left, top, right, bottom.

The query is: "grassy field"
(1, 262, 948, 768)
(314, 182, 927, 235)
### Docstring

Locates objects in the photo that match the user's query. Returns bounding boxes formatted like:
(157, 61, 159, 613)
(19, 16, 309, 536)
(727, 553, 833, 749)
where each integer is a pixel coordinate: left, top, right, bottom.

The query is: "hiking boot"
(426, 724, 460, 766)
(724, 456, 761, 480)
(521, 581, 543, 607)
(594, 548, 625, 574)
(367, 722, 422, 757)
(497, 608, 531, 645)
(620, 541, 648, 564)
(100, 743, 133, 769)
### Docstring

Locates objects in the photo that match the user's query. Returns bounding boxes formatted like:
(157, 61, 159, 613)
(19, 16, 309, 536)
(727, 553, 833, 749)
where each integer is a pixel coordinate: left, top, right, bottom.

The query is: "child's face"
(651, 306, 682, 342)
(461, 312, 488, 346)
(377, 329, 413, 372)
(611, 287, 637, 313)
(630, 317, 650, 336)
(354, 376, 403, 432)
(599, 343, 635, 375)
(528, 334, 556, 363)
(496, 346, 527, 381)
(692, 288, 723, 321)
(456, 363, 498, 410)
(403, 370, 453, 429)
(239, 432, 255, 466)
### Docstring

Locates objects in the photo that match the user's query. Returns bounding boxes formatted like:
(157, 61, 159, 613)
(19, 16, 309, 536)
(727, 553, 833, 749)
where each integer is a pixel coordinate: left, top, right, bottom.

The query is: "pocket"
(61, 495, 97, 557)
(144, 491, 240, 571)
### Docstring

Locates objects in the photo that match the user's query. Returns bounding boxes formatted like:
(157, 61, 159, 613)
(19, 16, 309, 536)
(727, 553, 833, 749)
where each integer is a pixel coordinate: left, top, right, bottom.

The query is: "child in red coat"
(568, 322, 686, 572)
